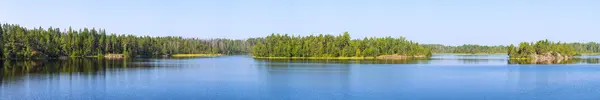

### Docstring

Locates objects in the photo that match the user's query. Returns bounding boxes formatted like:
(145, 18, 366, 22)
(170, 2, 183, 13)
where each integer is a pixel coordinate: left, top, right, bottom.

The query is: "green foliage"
(422, 44, 507, 54)
(0, 24, 3, 58)
(508, 40, 578, 58)
(251, 32, 432, 57)
(0, 23, 253, 59)
(568, 42, 600, 53)
(507, 44, 517, 57)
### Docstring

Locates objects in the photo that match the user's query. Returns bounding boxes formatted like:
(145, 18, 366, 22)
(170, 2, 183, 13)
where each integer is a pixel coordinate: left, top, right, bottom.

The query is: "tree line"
(251, 32, 432, 57)
(3, 23, 597, 59)
(422, 44, 507, 54)
(570, 42, 600, 53)
(423, 42, 600, 54)
(508, 40, 578, 58)
(0, 23, 253, 59)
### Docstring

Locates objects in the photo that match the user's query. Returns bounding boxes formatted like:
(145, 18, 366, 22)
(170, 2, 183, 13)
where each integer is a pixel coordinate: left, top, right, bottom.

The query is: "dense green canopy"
(251, 32, 432, 57)
(0, 23, 253, 59)
(2, 22, 593, 59)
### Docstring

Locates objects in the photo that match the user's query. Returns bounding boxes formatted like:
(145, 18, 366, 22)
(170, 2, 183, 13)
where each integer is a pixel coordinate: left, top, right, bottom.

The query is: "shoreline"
(171, 54, 223, 57)
(434, 53, 507, 55)
(580, 53, 600, 55)
(0, 54, 223, 60)
(509, 53, 574, 64)
(253, 57, 376, 60)
(253, 55, 428, 60)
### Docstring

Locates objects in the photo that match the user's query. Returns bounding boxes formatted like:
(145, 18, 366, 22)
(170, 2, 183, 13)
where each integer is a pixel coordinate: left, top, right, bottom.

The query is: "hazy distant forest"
(423, 42, 600, 54)
(1, 23, 600, 59)
(421, 44, 507, 54)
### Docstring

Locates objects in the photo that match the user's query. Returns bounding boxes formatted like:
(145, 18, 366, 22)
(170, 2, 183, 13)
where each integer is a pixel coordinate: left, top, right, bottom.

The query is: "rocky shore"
(517, 52, 573, 64)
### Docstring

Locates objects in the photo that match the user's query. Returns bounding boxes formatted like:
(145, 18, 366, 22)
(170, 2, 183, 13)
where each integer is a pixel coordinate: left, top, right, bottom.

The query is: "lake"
(2, 54, 600, 100)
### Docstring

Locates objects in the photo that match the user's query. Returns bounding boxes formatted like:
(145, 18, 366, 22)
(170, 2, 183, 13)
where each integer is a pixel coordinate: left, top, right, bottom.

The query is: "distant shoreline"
(432, 53, 600, 55)
(254, 57, 376, 60)
(253, 55, 428, 60)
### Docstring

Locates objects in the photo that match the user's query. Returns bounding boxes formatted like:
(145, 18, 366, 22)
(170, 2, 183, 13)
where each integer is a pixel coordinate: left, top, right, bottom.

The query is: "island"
(251, 32, 432, 59)
(507, 40, 579, 64)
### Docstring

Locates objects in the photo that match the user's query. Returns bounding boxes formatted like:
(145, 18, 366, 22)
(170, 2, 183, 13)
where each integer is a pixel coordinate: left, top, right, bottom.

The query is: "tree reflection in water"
(0, 58, 156, 84)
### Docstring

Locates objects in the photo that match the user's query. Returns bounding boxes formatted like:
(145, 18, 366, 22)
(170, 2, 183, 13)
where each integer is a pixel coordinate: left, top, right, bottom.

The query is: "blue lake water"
(2, 54, 600, 100)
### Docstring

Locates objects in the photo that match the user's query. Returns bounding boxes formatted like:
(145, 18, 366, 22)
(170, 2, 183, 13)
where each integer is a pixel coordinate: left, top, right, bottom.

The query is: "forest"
(251, 32, 432, 58)
(569, 42, 600, 53)
(422, 44, 506, 54)
(2, 22, 599, 59)
(508, 40, 578, 58)
(0, 23, 254, 59)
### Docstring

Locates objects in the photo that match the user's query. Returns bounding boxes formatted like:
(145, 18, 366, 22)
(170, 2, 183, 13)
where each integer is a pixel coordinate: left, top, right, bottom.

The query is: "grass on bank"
(172, 54, 221, 57)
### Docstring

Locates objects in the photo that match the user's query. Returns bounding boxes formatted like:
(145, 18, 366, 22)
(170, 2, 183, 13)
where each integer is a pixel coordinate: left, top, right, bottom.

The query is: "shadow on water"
(0, 58, 159, 84)
(255, 58, 509, 65)
(254, 58, 430, 64)
(255, 54, 600, 65)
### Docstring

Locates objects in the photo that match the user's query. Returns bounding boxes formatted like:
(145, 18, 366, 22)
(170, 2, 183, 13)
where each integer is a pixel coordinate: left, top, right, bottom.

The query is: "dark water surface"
(2, 54, 600, 100)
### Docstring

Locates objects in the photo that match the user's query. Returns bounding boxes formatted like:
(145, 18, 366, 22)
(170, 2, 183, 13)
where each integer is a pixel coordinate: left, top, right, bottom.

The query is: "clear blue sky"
(1, 0, 599, 45)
